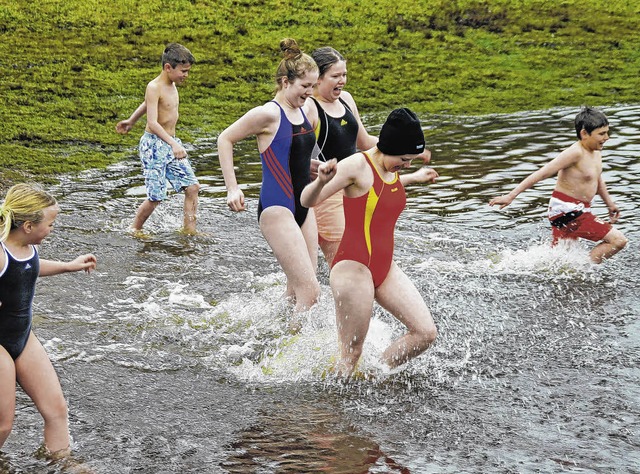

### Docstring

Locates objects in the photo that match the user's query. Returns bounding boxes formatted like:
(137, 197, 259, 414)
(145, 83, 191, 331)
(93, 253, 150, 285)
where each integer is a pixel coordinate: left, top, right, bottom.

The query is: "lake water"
(1, 105, 638, 473)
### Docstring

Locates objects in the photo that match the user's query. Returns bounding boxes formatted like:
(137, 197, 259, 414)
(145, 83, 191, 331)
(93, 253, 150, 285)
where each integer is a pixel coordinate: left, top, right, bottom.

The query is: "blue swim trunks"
(138, 131, 199, 202)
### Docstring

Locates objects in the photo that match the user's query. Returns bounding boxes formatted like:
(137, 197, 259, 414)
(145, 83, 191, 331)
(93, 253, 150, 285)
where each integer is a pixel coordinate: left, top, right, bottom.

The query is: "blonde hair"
(275, 38, 318, 91)
(0, 183, 57, 242)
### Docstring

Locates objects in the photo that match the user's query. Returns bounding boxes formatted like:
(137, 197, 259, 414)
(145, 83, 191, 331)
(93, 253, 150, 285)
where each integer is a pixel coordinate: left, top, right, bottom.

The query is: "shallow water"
(1, 105, 639, 473)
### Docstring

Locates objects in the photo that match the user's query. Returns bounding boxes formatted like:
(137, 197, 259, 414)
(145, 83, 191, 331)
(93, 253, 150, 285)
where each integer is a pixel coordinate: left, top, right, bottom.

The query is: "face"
(283, 71, 319, 107)
(385, 154, 417, 172)
(316, 61, 347, 102)
(26, 205, 59, 244)
(581, 125, 609, 151)
(168, 63, 192, 85)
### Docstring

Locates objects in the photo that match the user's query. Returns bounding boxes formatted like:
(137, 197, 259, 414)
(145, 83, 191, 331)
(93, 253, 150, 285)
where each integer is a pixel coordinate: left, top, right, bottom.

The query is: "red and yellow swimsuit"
(332, 152, 406, 287)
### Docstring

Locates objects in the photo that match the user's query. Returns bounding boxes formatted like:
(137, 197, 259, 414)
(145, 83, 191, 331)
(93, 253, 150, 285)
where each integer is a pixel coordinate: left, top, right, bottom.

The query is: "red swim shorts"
(551, 211, 612, 245)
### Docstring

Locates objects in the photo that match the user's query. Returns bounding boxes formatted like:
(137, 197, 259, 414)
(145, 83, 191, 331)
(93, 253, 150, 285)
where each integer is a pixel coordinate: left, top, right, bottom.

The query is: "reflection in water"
(2, 105, 639, 473)
(222, 402, 410, 474)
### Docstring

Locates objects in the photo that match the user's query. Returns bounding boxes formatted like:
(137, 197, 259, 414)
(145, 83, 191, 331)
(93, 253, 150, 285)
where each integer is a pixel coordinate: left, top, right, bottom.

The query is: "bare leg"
(590, 228, 628, 264)
(319, 237, 341, 268)
(330, 260, 375, 376)
(260, 207, 320, 312)
(15, 332, 70, 456)
(0, 348, 16, 449)
(181, 183, 200, 234)
(131, 199, 160, 231)
(375, 262, 437, 368)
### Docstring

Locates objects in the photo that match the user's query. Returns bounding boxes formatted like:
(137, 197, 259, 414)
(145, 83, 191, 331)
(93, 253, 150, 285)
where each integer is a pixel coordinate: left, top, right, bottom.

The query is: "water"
(1, 105, 638, 473)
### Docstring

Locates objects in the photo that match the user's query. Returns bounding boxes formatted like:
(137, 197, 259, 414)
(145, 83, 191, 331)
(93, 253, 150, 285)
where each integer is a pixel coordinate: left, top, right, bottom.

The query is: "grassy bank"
(1, 0, 639, 183)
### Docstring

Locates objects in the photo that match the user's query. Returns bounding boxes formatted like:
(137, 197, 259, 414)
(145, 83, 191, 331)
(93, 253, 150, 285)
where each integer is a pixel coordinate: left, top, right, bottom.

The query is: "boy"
(489, 106, 627, 263)
(116, 43, 200, 234)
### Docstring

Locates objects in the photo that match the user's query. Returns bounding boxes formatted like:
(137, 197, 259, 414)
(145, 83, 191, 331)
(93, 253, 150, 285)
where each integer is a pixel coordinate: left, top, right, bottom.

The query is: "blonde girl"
(0, 183, 96, 458)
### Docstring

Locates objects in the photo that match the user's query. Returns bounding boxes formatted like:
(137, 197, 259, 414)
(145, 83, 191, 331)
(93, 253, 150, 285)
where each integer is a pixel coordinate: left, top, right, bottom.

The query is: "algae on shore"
(1, 0, 639, 182)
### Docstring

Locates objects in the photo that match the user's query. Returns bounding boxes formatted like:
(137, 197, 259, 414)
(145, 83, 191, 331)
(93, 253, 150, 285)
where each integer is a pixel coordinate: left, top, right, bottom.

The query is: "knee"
(417, 324, 437, 349)
(185, 183, 200, 196)
(0, 415, 14, 443)
(42, 397, 68, 425)
(614, 234, 629, 250)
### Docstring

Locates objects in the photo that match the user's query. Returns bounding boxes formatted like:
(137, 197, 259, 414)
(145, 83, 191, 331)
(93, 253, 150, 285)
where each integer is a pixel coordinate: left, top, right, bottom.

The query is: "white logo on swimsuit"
(25, 264, 31, 270)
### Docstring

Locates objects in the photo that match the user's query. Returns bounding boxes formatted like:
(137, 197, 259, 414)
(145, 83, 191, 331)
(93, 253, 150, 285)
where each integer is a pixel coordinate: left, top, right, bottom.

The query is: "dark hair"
(575, 106, 608, 139)
(275, 38, 318, 90)
(311, 47, 345, 77)
(162, 43, 195, 68)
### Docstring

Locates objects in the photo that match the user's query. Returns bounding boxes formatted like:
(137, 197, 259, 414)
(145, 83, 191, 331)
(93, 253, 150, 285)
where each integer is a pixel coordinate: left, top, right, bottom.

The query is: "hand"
(115, 120, 132, 135)
(608, 205, 621, 224)
(317, 158, 337, 184)
(172, 143, 188, 159)
(70, 254, 98, 274)
(411, 167, 439, 184)
(310, 159, 322, 181)
(416, 148, 432, 165)
(227, 188, 246, 212)
(489, 194, 514, 209)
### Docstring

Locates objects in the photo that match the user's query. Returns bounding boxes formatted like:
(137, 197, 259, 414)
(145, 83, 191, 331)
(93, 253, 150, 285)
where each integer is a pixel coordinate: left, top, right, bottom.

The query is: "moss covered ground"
(1, 0, 639, 183)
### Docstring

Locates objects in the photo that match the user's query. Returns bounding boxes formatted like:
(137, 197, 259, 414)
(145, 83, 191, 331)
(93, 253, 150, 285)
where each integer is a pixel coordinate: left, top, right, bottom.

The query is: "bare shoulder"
(340, 152, 369, 179)
(340, 90, 359, 111)
(0, 244, 5, 273)
(221, 102, 280, 140)
(303, 97, 319, 125)
(553, 141, 583, 166)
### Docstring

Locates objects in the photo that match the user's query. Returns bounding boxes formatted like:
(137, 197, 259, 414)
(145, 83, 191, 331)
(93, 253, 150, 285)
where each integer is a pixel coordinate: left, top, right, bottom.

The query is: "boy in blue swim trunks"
(116, 43, 200, 234)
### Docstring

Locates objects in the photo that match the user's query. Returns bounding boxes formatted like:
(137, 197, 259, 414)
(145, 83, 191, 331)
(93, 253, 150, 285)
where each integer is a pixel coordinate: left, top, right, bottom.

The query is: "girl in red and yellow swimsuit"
(301, 108, 439, 377)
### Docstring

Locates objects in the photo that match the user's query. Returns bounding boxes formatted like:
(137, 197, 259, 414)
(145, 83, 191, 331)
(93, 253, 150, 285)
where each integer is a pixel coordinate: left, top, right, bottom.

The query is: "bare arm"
(301, 154, 364, 207)
(39, 254, 97, 277)
(115, 102, 146, 134)
(399, 166, 439, 186)
(341, 91, 378, 150)
(489, 148, 580, 209)
(217, 105, 277, 212)
(596, 174, 620, 223)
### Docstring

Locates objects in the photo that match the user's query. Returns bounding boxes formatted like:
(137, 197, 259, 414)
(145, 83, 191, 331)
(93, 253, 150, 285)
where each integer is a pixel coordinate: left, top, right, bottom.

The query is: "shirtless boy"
(489, 106, 628, 263)
(116, 43, 200, 234)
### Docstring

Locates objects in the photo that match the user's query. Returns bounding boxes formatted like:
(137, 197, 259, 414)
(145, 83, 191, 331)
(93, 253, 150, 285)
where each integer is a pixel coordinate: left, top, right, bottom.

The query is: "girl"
(301, 108, 438, 376)
(0, 183, 97, 458)
(217, 38, 320, 312)
(307, 47, 437, 265)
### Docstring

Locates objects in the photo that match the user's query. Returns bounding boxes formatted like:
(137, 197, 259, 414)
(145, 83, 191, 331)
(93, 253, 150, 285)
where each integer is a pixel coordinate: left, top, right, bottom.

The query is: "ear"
(579, 128, 590, 139)
(163, 62, 173, 73)
(22, 221, 33, 233)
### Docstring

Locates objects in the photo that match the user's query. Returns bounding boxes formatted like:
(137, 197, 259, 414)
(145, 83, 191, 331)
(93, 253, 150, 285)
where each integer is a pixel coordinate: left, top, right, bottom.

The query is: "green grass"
(1, 0, 639, 184)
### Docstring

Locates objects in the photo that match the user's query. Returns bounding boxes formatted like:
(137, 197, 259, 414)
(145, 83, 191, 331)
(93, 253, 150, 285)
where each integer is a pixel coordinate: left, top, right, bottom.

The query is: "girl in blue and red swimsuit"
(217, 38, 321, 313)
(0, 183, 96, 459)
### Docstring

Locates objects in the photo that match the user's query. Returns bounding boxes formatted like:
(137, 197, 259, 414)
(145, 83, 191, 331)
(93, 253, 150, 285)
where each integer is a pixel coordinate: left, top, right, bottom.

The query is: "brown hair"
(274, 38, 318, 91)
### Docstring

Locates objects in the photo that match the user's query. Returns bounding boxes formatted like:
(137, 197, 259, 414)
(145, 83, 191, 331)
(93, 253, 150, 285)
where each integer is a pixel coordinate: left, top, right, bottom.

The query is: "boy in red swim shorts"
(489, 106, 628, 264)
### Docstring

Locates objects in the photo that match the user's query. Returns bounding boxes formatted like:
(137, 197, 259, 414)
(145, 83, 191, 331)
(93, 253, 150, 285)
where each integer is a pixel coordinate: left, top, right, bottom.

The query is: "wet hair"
(0, 183, 57, 242)
(311, 47, 345, 77)
(162, 43, 195, 68)
(275, 38, 318, 90)
(575, 106, 608, 139)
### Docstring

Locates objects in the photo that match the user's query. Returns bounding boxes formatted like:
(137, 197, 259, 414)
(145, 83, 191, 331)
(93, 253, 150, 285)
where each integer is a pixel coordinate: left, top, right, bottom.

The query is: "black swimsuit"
(312, 97, 359, 162)
(0, 243, 39, 360)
